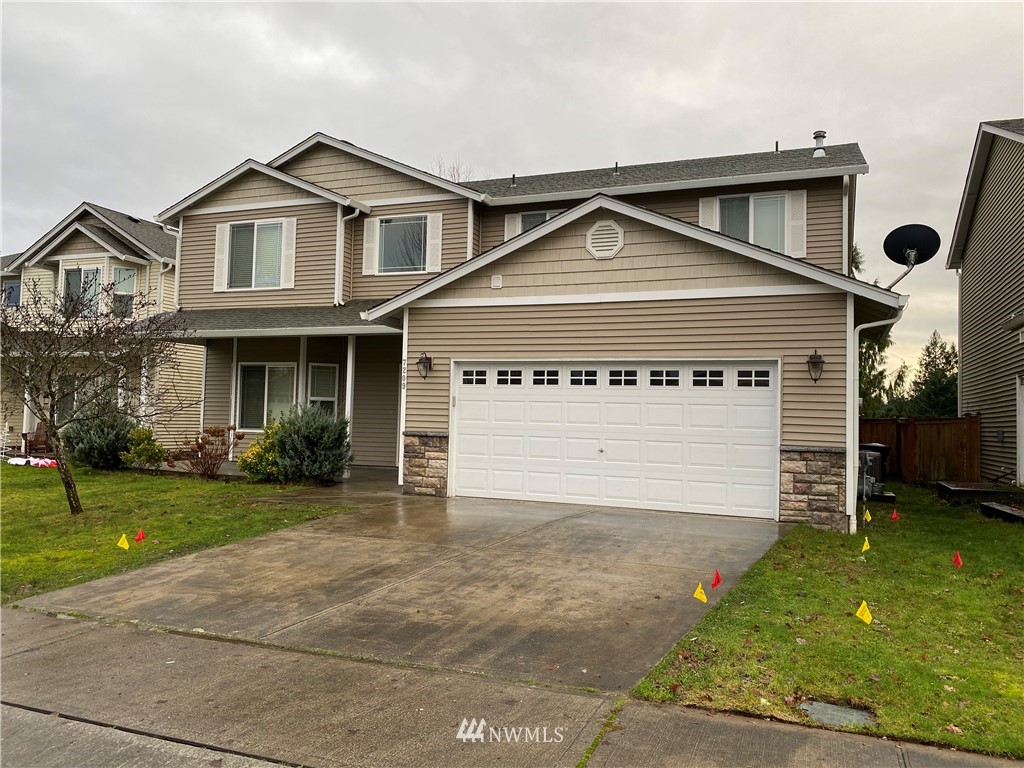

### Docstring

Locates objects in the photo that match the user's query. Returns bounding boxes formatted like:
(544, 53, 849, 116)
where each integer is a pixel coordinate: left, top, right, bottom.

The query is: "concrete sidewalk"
(3, 608, 1015, 768)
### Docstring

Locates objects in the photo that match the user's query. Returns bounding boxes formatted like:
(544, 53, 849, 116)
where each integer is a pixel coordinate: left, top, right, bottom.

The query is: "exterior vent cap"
(491, 274, 503, 289)
(586, 220, 624, 260)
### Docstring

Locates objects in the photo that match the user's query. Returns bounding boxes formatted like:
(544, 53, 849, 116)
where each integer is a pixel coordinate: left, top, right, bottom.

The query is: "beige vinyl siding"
(48, 230, 108, 257)
(179, 202, 337, 308)
(958, 135, 1024, 480)
(351, 335, 400, 467)
(472, 201, 482, 258)
(478, 178, 845, 272)
(22, 265, 55, 296)
(350, 199, 469, 300)
(159, 265, 176, 313)
(343, 211, 355, 302)
(196, 169, 319, 208)
(202, 339, 233, 429)
(280, 144, 445, 201)
(431, 211, 815, 300)
(406, 293, 848, 447)
(2, 370, 25, 439)
(154, 343, 204, 445)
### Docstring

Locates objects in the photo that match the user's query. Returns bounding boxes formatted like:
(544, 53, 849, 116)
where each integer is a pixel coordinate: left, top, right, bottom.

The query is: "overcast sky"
(3, 2, 1021, 373)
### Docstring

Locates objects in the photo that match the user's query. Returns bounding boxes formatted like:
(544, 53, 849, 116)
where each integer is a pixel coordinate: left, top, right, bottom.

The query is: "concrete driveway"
(16, 480, 781, 692)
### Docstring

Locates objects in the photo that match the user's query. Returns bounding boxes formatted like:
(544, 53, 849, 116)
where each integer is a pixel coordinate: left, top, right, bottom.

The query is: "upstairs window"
(700, 190, 806, 258)
(379, 216, 427, 273)
(63, 267, 100, 316)
(214, 218, 295, 292)
(229, 221, 283, 289)
(504, 211, 559, 240)
(2, 279, 20, 307)
(112, 267, 137, 318)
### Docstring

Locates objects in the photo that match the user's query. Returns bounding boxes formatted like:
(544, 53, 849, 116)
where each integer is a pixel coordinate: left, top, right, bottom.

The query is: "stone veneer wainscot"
(779, 447, 847, 531)
(403, 432, 449, 497)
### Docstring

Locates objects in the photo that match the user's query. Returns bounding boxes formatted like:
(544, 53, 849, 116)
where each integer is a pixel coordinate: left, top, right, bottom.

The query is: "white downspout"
(336, 207, 361, 305)
(847, 298, 908, 533)
(841, 175, 850, 275)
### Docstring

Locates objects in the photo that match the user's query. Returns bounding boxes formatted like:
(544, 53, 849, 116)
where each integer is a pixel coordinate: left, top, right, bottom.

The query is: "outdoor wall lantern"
(806, 350, 825, 383)
(416, 352, 433, 379)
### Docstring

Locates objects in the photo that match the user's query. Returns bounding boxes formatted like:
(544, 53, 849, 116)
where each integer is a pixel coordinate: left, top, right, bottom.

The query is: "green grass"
(1, 464, 349, 604)
(632, 483, 1024, 757)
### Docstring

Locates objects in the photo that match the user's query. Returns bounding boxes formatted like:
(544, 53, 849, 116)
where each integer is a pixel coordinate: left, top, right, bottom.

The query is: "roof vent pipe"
(813, 130, 827, 158)
(613, 161, 620, 176)
(775, 141, 780, 154)
(510, 173, 516, 188)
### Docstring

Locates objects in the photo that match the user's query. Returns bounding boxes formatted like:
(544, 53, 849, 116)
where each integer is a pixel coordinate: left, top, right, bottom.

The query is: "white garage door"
(453, 362, 778, 518)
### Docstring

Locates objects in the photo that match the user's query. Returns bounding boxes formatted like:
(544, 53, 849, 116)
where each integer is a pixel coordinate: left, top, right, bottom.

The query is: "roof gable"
(26, 222, 151, 267)
(268, 133, 490, 203)
(156, 159, 368, 222)
(367, 195, 903, 320)
(10, 202, 176, 271)
(947, 118, 1024, 269)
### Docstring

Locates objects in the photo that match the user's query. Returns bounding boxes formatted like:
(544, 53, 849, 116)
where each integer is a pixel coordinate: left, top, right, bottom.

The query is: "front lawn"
(633, 483, 1024, 757)
(1, 465, 348, 604)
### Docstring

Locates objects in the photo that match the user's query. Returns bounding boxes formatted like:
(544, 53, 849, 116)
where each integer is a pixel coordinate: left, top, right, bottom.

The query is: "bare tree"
(1, 278, 193, 514)
(432, 152, 476, 183)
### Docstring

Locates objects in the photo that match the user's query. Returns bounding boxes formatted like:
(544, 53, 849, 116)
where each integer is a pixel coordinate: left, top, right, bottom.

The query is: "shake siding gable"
(179, 202, 337, 308)
(477, 178, 845, 272)
(405, 293, 848, 447)
(959, 135, 1024, 480)
(49, 230, 109, 257)
(196, 169, 319, 208)
(279, 144, 446, 201)
(350, 199, 469, 299)
(429, 211, 815, 301)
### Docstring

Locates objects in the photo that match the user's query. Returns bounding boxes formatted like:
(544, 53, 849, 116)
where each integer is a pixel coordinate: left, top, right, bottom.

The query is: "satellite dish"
(882, 224, 941, 289)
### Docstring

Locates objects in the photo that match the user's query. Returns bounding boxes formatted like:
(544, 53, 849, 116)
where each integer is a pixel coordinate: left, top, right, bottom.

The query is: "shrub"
(62, 415, 135, 470)
(120, 427, 167, 471)
(170, 425, 244, 479)
(275, 406, 352, 484)
(237, 419, 284, 483)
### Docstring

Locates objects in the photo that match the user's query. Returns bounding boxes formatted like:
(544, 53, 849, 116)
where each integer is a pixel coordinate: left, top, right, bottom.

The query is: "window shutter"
(362, 217, 379, 275)
(787, 190, 807, 258)
(280, 218, 296, 288)
(426, 213, 443, 273)
(504, 213, 520, 240)
(214, 223, 229, 291)
(698, 197, 719, 231)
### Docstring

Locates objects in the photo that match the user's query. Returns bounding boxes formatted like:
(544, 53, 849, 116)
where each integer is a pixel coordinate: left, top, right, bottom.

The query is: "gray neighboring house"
(947, 118, 1024, 484)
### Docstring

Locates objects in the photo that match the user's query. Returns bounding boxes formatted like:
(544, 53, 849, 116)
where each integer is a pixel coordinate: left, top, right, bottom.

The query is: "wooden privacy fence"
(860, 415, 981, 484)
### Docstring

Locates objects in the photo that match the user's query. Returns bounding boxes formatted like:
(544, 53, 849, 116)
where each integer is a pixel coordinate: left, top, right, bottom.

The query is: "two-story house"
(946, 118, 1024, 485)
(1, 202, 204, 447)
(152, 130, 903, 532)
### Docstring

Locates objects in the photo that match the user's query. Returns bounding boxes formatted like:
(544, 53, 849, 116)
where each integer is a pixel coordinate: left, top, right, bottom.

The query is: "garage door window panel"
(533, 369, 559, 386)
(737, 369, 773, 388)
(462, 369, 487, 385)
(609, 369, 638, 386)
(497, 369, 523, 385)
(691, 369, 725, 388)
(570, 369, 598, 386)
(649, 369, 680, 387)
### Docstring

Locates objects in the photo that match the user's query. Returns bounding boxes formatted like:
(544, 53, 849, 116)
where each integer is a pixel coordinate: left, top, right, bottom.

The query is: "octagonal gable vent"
(586, 220, 624, 260)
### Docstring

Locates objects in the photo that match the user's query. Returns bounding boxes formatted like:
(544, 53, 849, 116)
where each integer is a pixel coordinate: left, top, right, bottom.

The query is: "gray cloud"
(3, 2, 1021, 372)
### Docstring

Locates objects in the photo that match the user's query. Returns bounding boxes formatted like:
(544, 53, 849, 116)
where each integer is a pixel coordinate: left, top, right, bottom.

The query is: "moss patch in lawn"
(632, 483, 1024, 757)
(1, 464, 350, 604)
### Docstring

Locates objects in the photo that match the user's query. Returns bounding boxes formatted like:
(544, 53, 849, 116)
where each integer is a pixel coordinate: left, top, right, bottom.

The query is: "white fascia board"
(413, 284, 840, 308)
(27, 223, 146, 267)
(10, 203, 93, 269)
(190, 325, 401, 339)
(156, 159, 369, 223)
(367, 194, 902, 321)
(182, 197, 328, 217)
(484, 164, 870, 207)
(947, 123, 1024, 269)
(267, 133, 491, 204)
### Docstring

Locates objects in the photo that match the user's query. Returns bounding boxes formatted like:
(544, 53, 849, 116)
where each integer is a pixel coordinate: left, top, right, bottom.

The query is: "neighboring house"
(152, 130, 904, 532)
(947, 118, 1024, 485)
(1, 202, 204, 446)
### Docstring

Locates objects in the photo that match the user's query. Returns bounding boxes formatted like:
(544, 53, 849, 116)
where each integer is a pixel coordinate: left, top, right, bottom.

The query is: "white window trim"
(215, 217, 296, 292)
(60, 265, 102, 312)
(376, 215, 429, 275)
(236, 361, 297, 431)
(505, 210, 560, 240)
(308, 362, 339, 414)
(112, 266, 138, 318)
(717, 191, 788, 253)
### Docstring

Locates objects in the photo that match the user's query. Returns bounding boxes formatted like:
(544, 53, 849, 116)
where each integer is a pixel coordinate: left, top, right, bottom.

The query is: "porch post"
(298, 336, 308, 409)
(398, 308, 409, 485)
(228, 337, 238, 460)
(344, 335, 356, 480)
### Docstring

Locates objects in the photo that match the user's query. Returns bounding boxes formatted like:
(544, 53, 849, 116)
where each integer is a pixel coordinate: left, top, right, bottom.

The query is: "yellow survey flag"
(861, 536, 870, 553)
(693, 582, 708, 603)
(117, 534, 129, 550)
(855, 600, 873, 624)
(864, 509, 872, 523)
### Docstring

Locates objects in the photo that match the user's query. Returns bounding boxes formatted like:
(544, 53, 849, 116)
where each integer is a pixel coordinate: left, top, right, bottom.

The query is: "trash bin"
(859, 442, 890, 482)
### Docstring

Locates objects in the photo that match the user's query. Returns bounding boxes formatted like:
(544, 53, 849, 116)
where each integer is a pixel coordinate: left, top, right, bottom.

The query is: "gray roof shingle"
(180, 301, 389, 335)
(463, 143, 867, 200)
(88, 203, 177, 260)
(1, 253, 23, 272)
(983, 118, 1024, 136)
